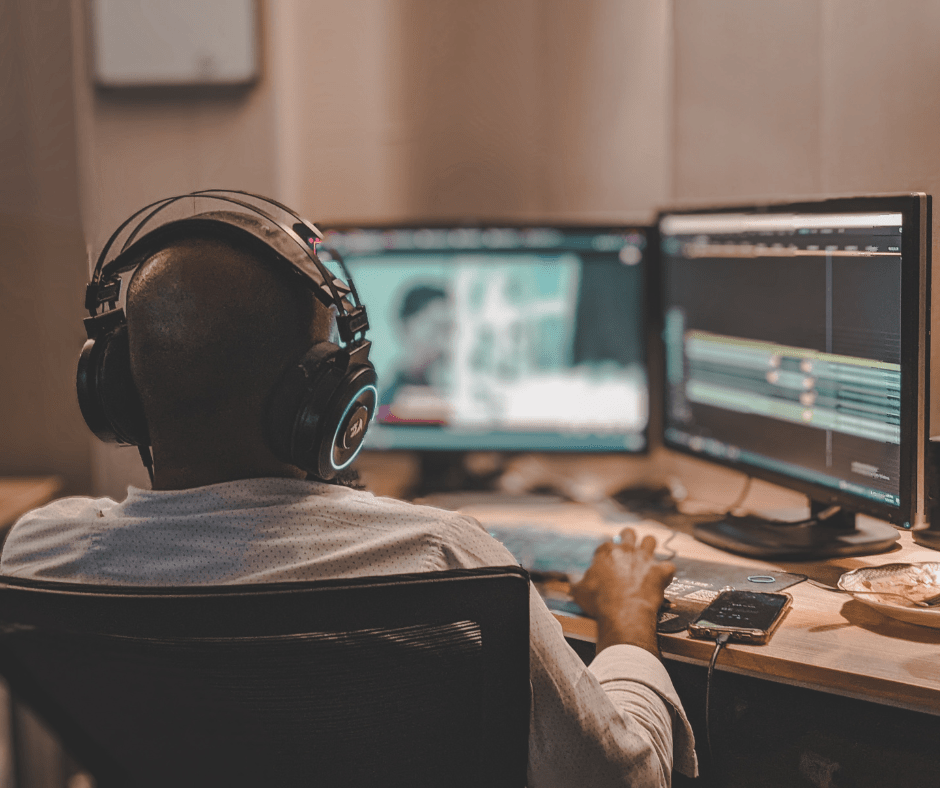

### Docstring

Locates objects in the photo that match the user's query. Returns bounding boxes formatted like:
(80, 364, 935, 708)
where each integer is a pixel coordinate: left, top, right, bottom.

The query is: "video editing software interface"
(661, 209, 904, 515)
(322, 225, 649, 453)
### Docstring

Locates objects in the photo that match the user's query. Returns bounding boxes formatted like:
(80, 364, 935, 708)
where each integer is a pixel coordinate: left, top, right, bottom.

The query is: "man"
(2, 226, 697, 786)
(377, 283, 454, 423)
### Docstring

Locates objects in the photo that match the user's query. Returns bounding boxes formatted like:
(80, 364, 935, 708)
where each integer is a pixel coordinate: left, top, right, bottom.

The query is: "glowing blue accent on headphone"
(331, 384, 378, 471)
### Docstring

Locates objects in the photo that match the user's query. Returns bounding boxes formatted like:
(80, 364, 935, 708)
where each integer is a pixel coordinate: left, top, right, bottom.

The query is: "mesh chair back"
(0, 566, 530, 788)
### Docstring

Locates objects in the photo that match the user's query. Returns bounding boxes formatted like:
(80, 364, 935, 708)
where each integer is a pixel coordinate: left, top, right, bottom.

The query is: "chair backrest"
(0, 566, 530, 788)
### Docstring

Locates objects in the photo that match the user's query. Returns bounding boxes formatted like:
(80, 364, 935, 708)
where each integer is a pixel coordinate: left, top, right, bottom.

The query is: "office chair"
(0, 566, 531, 788)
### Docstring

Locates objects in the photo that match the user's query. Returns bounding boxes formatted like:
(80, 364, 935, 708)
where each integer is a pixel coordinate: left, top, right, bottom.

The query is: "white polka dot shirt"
(2, 477, 697, 785)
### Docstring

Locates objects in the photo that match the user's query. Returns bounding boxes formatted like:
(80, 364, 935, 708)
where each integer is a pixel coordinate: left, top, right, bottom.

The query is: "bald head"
(126, 231, 332, 486)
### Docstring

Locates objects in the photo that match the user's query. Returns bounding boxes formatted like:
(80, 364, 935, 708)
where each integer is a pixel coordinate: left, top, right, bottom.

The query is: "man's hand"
(570, 528, 675, 656)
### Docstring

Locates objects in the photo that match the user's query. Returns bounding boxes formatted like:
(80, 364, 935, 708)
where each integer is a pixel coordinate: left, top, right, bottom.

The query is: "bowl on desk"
(838, 563, 940, 629)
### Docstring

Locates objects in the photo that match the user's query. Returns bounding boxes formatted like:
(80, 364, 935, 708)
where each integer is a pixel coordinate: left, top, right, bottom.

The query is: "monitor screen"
(659, 195, 930, 530)
(321, 225, 650, 453)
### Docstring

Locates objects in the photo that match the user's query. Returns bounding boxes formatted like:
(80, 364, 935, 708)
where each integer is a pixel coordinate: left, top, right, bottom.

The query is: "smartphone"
(688, 590, 792, 644)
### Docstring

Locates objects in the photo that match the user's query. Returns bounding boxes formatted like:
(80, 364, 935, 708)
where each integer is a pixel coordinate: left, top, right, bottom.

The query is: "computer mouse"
(611, 483, 677, 512)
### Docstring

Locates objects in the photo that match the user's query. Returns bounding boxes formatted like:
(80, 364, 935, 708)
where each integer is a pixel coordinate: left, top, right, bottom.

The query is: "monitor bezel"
(657, 193, 930, 529)
(320, 220, 657, 456)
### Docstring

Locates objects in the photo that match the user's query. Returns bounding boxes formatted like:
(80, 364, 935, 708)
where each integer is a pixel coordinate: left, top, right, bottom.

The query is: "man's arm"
(569, 529, 674, 656)
(556, 527, 698, 783)
(439, 517, 697, 786)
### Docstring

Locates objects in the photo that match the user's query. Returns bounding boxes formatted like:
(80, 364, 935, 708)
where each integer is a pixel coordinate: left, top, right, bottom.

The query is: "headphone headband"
(86, 190, 369, 344)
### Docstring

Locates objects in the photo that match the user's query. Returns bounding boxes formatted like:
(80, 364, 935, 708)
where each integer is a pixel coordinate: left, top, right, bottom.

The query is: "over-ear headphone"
(77, 189, 377, 482)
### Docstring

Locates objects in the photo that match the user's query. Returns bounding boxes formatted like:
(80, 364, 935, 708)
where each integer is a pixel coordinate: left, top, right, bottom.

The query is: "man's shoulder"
(351, 489, 470, 521)
(9, 495, 118, 530)
(1, 496, 119, 574)
(341, 488, 489, 535)
(335, 489, 509, 558)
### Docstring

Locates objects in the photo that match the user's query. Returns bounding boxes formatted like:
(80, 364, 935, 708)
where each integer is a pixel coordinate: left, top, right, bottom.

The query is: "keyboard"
(487, 524, 605, 579)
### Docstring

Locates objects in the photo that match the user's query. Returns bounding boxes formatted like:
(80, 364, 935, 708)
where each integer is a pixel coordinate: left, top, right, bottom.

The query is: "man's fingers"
(639, 534, 657, 558)
(617, 528, 637, 549)
(658, 561, 676, 589)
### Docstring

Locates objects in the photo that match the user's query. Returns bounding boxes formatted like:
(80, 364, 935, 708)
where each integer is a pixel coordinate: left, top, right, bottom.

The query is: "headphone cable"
(138, 446, 155, 486)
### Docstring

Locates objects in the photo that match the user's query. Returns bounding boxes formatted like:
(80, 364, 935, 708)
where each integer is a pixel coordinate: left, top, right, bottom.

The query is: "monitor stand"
(914, 437, 940, 551)
(409, 451, 503, 498)
(693, 499, 899, 560)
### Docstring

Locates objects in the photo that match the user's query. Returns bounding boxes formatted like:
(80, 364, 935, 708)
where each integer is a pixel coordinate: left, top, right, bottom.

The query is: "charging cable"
(705, 632, 731, 772)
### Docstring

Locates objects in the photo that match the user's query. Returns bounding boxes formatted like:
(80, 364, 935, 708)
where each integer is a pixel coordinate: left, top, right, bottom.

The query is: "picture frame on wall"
(90, 0, 259, 88)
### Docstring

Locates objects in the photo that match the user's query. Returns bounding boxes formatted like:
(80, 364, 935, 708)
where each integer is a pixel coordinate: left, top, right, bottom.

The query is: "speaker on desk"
(914, 436, 940, 550)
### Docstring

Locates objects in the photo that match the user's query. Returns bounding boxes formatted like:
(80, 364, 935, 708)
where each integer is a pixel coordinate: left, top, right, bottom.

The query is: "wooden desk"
(454, 500, 940, 718)
(0, 477, 61, 531)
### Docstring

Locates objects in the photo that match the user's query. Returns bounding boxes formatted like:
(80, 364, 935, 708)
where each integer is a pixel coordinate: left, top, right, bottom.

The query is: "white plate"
(838, 563, 940, 629)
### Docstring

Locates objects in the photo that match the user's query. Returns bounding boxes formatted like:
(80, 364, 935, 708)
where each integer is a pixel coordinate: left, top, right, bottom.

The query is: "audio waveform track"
(683, 332, 900, 444)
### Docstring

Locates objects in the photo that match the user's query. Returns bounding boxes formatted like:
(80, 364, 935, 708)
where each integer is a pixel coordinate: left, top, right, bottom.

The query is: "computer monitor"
(320, 224, 651, 468)
(658, 194, 931, 558)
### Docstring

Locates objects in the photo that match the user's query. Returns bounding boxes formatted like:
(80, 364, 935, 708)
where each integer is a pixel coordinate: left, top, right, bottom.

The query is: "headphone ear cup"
(265, 342, 338, 467)
(77, 337, 115, 443)
(300, 362, 377, 479)
(76, 325, 150, 446)
(265, 342, 377, 479)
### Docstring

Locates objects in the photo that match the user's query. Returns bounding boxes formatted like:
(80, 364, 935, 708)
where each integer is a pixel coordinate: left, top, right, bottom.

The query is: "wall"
(268, 0, 409, 221)
(69, 0, 283, 498)
(0, 1, 287, 500)
(672, 0, 940, 204)
(0, 0, 92, 496)
(671, 0, 940, 444)
(671, 0, 823, 201)
(536, 0, 672, 221)
(277, 0, 671, 225)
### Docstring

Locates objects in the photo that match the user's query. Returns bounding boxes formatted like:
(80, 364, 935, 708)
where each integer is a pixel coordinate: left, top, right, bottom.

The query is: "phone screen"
(693, 590, 789, 631)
